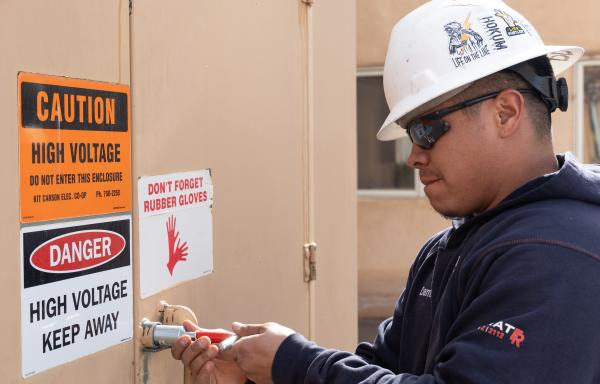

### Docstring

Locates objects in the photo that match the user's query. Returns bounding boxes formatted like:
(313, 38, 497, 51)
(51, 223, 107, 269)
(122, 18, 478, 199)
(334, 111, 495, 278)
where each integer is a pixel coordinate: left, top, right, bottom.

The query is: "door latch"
(303, 242, 317, 282)
(140, 319, 239, 352)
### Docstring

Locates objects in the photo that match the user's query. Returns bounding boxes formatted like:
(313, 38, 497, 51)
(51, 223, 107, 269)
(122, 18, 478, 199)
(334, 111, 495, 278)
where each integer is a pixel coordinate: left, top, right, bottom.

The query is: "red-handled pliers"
(195, 329, 235, 344)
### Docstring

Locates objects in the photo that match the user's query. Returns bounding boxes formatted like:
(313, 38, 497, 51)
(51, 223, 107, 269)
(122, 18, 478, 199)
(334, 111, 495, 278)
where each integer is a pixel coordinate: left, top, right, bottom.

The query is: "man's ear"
(494, 89, 524, 138)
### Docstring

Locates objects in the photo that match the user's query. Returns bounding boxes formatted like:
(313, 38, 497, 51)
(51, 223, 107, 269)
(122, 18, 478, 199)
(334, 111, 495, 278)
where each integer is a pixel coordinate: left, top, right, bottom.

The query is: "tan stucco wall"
(357, 0, 600, 317)
(358, 198, 448, 317)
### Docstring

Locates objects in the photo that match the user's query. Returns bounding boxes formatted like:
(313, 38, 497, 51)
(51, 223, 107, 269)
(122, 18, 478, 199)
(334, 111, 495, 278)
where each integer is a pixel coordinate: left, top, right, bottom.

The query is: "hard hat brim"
(377, 45, 584, 142)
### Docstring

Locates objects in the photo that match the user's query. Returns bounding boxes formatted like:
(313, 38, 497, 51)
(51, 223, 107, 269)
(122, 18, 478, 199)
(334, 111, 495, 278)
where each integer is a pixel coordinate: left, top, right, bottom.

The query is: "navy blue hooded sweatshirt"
(272, 153, 600, 383)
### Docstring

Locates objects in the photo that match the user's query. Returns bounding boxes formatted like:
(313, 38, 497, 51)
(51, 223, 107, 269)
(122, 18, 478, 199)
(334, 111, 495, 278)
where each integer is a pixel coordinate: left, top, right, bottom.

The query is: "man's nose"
(407, 143, 429, 169)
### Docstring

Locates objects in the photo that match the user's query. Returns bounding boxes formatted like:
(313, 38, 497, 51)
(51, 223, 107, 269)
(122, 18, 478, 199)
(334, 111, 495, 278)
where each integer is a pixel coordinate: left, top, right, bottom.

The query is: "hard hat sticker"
(548, 50, 576, 62)
(445, 9, 530, 68)
(495, 9, 525, 37)
(480, 15, 509, 51)
(445, 14, 491, 68)
(494, 9, 525, 37)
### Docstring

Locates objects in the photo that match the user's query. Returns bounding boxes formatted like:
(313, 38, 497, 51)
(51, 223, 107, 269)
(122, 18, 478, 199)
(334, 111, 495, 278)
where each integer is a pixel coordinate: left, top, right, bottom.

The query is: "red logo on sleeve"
(478, 320, 525, 348)
(509, 327, 525, 348)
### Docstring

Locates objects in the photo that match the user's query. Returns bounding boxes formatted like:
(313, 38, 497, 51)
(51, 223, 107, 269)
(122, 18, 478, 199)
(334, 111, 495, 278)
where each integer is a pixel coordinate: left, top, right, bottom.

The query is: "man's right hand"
(171, 320, 247, 384)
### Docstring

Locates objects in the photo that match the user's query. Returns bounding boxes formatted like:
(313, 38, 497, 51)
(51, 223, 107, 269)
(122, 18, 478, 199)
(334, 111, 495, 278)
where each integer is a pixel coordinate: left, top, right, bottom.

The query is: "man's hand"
(231, 322, 296, 384)
(171, 320, 246, 384)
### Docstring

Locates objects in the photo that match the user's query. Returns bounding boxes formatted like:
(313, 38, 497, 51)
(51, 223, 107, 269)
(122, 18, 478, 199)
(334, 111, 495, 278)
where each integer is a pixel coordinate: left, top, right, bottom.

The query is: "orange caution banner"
(18, 72, 131, 223)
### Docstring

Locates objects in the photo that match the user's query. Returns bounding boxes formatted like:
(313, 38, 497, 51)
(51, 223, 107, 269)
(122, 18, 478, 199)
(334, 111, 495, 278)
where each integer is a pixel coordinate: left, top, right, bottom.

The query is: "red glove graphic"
(166, 215, 188, 275)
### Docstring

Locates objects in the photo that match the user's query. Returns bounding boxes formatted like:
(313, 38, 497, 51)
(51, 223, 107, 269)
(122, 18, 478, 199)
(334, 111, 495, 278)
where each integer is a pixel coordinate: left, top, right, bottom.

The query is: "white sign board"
(138, 170, 213, 298)
(20, 215, 133, 378)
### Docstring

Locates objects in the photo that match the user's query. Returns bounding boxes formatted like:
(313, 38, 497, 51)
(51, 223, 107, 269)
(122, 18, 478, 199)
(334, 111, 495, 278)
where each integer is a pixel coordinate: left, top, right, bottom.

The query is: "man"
(173, 0, 600, 382)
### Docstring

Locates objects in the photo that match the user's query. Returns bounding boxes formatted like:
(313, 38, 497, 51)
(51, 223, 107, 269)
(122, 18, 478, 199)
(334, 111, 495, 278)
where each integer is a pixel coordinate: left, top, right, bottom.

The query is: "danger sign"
(138, 170, 213, 298)
(21, 215, 132, 378)
(29, 230, 126, 273)
(18, 72, 131, 223)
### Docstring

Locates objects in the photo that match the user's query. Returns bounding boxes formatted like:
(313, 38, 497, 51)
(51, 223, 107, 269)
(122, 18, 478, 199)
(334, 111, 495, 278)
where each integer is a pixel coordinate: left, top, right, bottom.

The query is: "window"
(356, 69, 420, 197)
(575, 60, 600, 163)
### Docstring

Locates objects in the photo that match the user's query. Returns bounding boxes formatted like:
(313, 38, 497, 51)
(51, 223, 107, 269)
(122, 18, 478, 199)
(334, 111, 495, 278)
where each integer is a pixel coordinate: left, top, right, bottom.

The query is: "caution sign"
(18, 72, 131, 223)
(138, 170, 213, 298)
(20, 215, 132, 377)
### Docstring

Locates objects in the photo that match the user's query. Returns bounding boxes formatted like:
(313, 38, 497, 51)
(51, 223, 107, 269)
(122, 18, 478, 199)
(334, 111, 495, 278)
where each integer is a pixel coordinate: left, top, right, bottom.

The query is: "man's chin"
(428, 198, 467, 219)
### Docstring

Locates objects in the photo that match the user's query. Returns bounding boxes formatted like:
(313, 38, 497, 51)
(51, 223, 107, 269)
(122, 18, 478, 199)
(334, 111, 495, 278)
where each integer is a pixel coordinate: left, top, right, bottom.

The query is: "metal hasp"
(303, 242, 317, 282)
(160, 301, 198, 325)
(140, 302, 199, 352)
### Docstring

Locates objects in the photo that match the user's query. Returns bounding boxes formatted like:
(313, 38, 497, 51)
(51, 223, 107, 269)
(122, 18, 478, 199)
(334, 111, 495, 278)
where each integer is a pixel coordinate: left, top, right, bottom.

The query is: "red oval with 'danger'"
(30, 230, 126, 273)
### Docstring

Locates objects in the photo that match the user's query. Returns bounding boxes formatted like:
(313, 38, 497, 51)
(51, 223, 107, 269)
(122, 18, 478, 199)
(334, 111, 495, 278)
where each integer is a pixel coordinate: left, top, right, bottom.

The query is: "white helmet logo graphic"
(444, 20, 484, 55)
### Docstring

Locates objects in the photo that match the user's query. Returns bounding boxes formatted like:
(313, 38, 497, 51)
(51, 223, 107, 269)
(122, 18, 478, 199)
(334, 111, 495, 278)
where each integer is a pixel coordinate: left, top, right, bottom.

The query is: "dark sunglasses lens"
(407, 119, 449, 149)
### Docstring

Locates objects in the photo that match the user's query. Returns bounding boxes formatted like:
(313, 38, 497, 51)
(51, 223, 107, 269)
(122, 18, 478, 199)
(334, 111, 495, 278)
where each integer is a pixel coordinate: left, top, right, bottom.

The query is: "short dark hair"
(457, 68, 552, 140)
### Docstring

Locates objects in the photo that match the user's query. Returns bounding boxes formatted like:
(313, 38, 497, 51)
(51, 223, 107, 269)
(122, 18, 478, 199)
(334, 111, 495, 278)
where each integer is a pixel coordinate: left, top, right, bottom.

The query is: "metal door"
(130, 1, 309, 382)
(1, 1, 356, 382)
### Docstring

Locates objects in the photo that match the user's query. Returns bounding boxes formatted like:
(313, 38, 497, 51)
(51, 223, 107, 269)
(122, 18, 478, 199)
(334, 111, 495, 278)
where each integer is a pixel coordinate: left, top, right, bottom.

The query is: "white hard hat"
(377, 0, 584, 141)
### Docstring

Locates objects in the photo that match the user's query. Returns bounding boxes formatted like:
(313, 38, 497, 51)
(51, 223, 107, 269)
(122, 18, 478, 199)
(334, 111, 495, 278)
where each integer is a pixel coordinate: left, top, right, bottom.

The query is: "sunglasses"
(403, 88, 536, 149)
